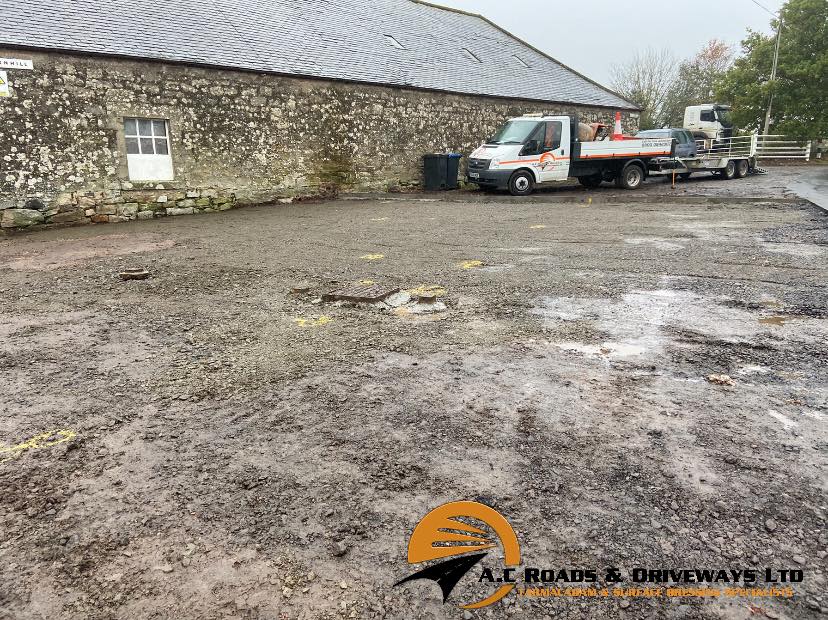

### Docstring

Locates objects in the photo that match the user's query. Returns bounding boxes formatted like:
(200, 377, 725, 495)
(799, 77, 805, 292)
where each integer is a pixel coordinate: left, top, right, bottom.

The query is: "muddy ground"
(1, 167, 826, 619)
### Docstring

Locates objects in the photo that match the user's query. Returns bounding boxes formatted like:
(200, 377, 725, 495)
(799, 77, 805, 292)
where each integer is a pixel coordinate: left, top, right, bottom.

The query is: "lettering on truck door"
(537, 120, 569, 182)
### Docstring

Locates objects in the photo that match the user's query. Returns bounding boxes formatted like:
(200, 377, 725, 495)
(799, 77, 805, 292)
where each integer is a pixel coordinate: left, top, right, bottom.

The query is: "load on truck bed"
(467, 114, 674, 195)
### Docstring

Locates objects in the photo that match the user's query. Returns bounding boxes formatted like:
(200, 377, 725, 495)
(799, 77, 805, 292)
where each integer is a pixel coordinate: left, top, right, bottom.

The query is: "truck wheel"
(616, 164, 644, 190)
(508, 170, 534, 196)
(578, 174, 603, 188)
(735, 159, 749, 178)
(719, 161, 736, 180)
(679, 172, 692, 180)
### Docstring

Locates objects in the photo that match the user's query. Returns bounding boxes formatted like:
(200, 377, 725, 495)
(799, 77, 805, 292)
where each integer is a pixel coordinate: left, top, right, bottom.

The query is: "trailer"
(646, 134, 758, 180)
(467, 114, 675, 195)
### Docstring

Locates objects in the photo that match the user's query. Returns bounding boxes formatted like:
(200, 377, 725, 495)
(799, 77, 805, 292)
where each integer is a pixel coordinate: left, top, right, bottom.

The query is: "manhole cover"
(322, 283, 400, 303)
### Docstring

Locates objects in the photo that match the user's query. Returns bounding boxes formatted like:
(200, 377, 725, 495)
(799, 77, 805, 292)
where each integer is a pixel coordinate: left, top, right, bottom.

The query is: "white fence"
(754, 135, 812, 160)
(695, 134, 811, 161)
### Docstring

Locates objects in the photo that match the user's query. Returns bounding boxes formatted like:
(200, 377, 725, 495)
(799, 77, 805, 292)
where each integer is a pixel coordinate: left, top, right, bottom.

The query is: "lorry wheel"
(719, 161, 737, 180)
(616, 164, 644, 190)
(679, 172, 692, 180)
(735, 159, 749, 178)
(578, 174, 603, 188)
(508, 170, 534, 196)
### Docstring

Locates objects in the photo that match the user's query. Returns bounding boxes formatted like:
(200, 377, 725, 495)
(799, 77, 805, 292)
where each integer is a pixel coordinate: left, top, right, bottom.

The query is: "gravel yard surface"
(1, 167, 826, 619)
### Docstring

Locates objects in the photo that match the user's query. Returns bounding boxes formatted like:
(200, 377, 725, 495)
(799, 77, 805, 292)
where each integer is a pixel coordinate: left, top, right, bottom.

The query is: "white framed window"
(124, 117, 174, 181)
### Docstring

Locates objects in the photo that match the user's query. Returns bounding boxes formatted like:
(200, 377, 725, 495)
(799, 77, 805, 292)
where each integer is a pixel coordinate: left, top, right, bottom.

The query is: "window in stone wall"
(123, 117, 174, 181)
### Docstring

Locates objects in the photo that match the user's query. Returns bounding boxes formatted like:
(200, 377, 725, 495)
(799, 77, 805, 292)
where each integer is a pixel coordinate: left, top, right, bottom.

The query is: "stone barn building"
(0, 0, 638, 230)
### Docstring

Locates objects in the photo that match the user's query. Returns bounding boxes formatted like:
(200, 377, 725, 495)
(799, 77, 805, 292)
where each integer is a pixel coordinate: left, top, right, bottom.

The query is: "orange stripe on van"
(579, 151, 670, 159)
(499, 155, 570, 165)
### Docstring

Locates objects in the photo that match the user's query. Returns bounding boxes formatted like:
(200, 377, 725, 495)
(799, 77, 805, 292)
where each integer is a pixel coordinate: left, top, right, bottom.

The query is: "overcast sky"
(435, 0, 783, 86)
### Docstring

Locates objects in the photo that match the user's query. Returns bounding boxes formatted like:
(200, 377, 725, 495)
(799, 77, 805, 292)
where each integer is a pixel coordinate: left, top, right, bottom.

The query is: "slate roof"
(1, 0, 638, 110)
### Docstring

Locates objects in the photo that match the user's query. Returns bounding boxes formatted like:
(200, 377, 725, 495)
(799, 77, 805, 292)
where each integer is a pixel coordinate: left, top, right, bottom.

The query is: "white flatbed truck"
(467, 114, 756, 195)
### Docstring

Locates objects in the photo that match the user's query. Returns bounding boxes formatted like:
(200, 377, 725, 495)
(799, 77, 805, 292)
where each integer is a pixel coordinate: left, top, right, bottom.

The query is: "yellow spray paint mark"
(294, 316, 332, 328)
(407, 284, 446, 298)
(530, 225, 547, 230)
(0, 429, 77, 464)
(459, 260, 484, 270)
(581, 197, 593, 208)
(370, 217, 389, 222)
(359, 279, 376, 285)
(360, 253, 385, 261)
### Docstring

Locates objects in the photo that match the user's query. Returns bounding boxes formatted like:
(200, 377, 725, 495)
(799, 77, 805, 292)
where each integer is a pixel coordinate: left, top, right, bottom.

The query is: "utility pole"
(762, 16, 782, 135)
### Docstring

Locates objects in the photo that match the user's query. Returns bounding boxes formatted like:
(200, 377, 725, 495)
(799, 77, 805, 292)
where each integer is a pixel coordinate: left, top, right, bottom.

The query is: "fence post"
(806, 141, 812, 162)
(751, 133, 758, 158)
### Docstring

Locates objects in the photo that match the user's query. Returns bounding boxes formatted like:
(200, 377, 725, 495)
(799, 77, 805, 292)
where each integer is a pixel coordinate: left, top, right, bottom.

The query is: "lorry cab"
(684, 104, 734, 140)
(467, 115, 572, 193)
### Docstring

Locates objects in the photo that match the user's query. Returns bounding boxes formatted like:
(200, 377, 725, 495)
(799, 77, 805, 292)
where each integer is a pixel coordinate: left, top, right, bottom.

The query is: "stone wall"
(0, 48, 639, 231)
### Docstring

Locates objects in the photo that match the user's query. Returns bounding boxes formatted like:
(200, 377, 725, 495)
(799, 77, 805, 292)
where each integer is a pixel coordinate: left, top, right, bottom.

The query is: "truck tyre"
(616, 163, 645, 190)
(735, 159, 749, 178)
(578, 174, 603, 188)
(508, 170, 534, 196)
(679, 172, 692, 180)
(719, 160, 737, 180)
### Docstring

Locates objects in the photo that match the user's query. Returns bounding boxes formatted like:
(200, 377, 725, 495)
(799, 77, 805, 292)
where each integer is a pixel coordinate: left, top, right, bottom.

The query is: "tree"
(716, 0, 828, 139)
(663, 40, 733, 127)
(610, 48, 677, 130)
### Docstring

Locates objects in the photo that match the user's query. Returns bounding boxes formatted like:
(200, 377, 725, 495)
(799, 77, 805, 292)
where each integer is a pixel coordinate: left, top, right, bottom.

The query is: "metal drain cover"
(322, 283, 400, 303)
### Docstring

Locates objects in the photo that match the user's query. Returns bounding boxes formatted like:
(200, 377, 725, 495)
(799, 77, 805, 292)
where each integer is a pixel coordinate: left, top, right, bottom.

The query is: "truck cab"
(467, 115, 572, 193)
(683, 104, 734, 140)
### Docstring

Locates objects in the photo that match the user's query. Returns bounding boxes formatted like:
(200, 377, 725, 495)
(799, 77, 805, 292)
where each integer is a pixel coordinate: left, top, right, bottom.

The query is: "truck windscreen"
(488, 120, 541, 145)
(715, 109, 733, 128)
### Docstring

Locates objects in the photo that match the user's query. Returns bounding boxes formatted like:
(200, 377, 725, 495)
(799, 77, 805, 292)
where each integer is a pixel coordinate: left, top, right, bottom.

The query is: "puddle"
(554, 341, 647, 360)
(768, 410, 797, 430)
(760, 242, 825, 258)
(534, 286, 766, 360)
(624, 238, 685, 251)
(668, 220, 744, 241)
(388, 293, 447, 315)
(758, 297, 784, 309)
(736, 364, 771, 375)
(758, 315, 807, 327)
